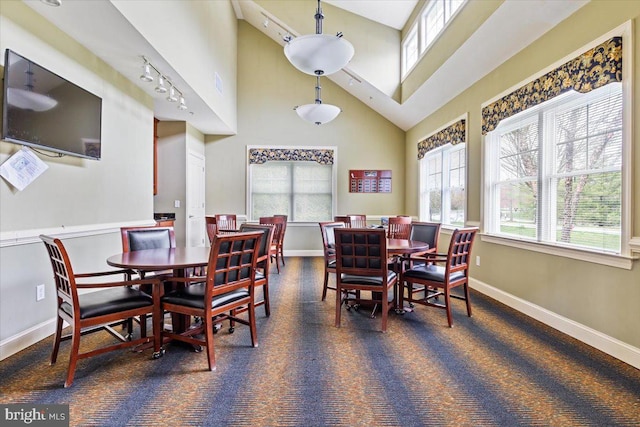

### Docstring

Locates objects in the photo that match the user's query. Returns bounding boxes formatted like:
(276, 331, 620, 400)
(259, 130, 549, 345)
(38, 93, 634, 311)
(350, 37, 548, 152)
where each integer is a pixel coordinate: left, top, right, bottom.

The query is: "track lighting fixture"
(139, 56, 187, 111)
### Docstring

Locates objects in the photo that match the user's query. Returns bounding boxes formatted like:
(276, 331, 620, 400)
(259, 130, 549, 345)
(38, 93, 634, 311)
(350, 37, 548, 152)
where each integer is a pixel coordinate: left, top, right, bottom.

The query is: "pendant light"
(294, 76, 341, 125)
(284, 0, 354, 76)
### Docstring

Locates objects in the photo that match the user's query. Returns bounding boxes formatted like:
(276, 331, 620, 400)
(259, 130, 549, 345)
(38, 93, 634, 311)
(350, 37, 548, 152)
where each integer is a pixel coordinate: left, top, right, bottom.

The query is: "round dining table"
(106, 247, 211, 273)
(107, 247, 211, 337)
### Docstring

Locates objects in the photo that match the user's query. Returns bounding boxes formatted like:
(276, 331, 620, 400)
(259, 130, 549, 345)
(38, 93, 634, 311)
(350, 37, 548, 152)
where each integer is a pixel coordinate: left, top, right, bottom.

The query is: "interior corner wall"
(0, 3, 155, 352)
(204, 21, 405, 252)
(404, 0, 640, 352)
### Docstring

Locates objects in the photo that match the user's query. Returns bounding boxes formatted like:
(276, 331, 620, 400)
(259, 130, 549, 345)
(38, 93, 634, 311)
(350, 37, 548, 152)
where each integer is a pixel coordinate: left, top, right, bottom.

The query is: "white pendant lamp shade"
(295, 103, 340, 125)
(7, 87, 58, 112)
(285, 34, 354, 76)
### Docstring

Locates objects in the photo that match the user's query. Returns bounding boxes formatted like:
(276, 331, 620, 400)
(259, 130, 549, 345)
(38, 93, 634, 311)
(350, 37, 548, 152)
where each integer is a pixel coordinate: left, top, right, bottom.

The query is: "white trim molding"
(470, 277, 640, 370)
(0, 219, 156, 248)
(0, 318, 57, 361)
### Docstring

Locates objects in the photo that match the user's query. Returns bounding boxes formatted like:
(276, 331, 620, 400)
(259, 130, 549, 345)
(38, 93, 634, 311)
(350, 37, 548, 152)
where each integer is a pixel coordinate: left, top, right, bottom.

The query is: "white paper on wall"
(0, 147, 48, 191)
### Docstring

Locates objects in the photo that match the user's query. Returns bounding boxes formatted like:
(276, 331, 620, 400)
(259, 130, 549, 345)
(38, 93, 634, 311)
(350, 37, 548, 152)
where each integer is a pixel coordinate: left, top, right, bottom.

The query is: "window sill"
(480, 233, 636, 270)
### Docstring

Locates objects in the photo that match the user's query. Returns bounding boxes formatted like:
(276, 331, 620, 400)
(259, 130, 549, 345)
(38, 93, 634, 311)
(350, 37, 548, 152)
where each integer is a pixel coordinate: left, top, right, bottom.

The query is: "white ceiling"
(23, 0, 588, 134)
(325, 0, 419, 30)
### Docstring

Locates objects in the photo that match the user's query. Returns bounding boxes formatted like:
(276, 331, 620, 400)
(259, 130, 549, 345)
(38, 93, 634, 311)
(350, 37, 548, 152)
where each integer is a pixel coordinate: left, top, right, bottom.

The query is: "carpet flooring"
(1, 257, 639, 426)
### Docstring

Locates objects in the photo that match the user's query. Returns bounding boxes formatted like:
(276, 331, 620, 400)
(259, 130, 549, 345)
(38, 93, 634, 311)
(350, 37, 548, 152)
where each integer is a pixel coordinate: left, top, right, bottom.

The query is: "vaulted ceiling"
(23, 0, 587, 134)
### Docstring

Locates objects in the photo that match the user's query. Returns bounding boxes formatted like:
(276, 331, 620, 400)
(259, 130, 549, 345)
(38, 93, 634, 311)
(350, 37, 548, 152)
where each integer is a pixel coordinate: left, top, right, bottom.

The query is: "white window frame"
(420, 143, 466, 227)
(402, 25, 419, 77)
(401, 0, 466, 80)
(482, 24, 635, 269)
(246, 146, 338, 223)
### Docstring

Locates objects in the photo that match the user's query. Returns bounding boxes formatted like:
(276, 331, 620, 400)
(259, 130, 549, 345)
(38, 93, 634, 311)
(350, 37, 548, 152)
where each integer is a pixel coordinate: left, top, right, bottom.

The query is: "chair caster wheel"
(213, 324, 221, 334)
(125, 333, 133, 341)
(193, 345, 203, 353)
(346, 305, 351, 311)
(228, 327, 235, 334)
(354, 305, 360, 311)
(152, 349, 165, 359)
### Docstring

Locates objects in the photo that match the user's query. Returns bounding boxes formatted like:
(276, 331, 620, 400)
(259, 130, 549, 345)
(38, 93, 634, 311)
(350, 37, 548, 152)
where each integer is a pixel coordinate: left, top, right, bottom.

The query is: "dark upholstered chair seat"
(328, 259, 336, 268)
(340, 271, 397, 286)
(402, 264, 465, 283)
(162, 284, 250, 310)
(61, 287, 153, 319)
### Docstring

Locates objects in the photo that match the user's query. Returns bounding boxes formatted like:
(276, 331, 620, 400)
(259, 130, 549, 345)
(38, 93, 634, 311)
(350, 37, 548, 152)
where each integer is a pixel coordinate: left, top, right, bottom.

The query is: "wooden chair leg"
(335, 286, 342, 327)
(464, 282, 472, 317)
(204, 315, 216, 371)
(51, 315, 63, 365)
(263, 283, 270, 317)
(139, 314, 147, 338)
(65, 327, 81, 388)
(249, 302, 258, 348)
(322, 271, 329, 301)
(444, 287, 453, 328)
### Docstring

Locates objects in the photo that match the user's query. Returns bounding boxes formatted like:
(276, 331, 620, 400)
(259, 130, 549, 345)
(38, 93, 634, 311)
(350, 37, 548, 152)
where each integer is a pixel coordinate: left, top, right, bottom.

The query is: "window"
(402, 26, 419, 75)
(420, 143, 466, 226)
(402, 0, 466, 78)
(248, 148, 335, 222)
(485, 84, 623, 253)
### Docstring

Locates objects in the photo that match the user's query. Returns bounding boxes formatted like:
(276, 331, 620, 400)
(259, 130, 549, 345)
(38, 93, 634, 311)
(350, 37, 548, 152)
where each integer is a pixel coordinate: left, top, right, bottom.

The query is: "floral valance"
(248, 148, 334, 165)
(417, 119, 466, 160)
(482, 36, 622, 135)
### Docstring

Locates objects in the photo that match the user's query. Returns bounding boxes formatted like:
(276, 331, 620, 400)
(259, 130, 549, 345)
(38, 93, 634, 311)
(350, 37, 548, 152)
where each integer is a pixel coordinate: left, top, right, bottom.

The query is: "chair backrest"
(346, 214, 367, 228)
(319, 221, 346, 261)
(259, 216, 285, 247)
(273, 214, 288, 245)
(205, 216, 217, 244)
(120, 226, 176, 252)
(387, 216, 412, 239)
(204, 231, 262, 298)
(40, 235, 80, 317)
(333, 228, 388, 277)
(409, 222, 441, 250)
(239, 223, 275, 264)
(214, 214, 237, 231)
(446, 227, 478, 274)
(333, 216, 350, 227)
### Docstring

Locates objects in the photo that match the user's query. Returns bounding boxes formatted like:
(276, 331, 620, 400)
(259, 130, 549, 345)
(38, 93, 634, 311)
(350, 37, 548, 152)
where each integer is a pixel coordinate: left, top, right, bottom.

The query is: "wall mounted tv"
(2, 49, 102, 160)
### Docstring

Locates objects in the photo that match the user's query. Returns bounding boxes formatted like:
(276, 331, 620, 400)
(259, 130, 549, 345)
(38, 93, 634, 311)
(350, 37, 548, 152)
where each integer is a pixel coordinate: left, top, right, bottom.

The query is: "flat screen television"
(2, 49, 102, 160)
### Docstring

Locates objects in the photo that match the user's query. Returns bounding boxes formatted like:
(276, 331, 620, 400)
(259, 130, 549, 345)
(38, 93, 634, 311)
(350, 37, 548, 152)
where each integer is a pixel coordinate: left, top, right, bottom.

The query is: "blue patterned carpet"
(1, 257, 639, 426)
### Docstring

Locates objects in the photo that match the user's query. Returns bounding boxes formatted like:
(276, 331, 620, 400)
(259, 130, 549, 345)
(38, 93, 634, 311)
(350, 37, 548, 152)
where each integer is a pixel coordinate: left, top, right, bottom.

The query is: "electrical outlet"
(36, 284, 45, 301)
(475, 256, 481, 266)
(174, 200, 181, 208)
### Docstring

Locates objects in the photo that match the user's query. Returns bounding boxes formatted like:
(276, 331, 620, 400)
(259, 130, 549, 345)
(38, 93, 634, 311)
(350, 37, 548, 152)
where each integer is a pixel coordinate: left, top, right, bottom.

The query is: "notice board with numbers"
(349, 170, 392, 193)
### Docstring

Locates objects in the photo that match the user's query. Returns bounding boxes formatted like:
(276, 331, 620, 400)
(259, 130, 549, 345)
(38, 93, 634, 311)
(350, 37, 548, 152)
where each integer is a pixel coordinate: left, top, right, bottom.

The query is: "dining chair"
(259, 216, 286, 273)
(400, 227, 478, 327)
(205, 216, 217, 244)
(239, 223, 275, 316)
(40, 235, 161, 388)
(405, 221, 441, 270)
(387, 216, 412, 239)
(333, 216, 350, 227)
(120, 225, 181, 284)
(273, 214, 288, 269)
(346, 214, 367, 228)
(159, 230, 263, 371)
(318, 221, 345, 301)
(333, 228, 397, 332)
(214, 214, 237, 231)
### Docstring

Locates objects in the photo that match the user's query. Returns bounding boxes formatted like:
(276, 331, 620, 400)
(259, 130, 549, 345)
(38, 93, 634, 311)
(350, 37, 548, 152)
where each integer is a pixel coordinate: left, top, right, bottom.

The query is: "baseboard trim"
(470, 278, 640, 369)
(0, 318, 58, 361)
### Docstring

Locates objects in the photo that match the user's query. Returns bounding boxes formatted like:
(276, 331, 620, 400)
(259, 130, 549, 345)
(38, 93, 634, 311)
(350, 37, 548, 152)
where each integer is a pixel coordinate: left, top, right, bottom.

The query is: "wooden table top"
(106, 247, 210, 271)
(386, 239, 429, 255)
